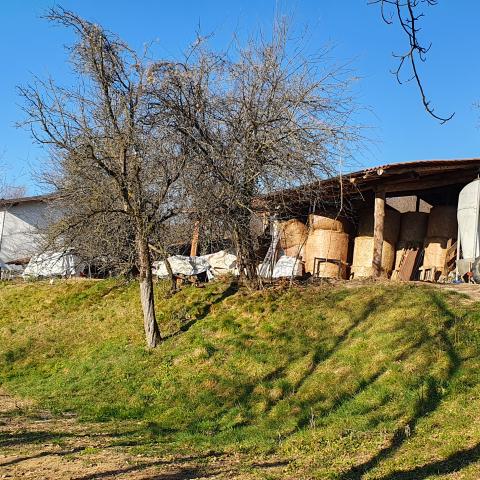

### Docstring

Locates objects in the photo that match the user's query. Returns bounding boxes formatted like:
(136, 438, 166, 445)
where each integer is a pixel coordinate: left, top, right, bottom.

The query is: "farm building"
(264, 158, 480, 282)
(0, 194, 54, 266)
(3, 158, 480, 282)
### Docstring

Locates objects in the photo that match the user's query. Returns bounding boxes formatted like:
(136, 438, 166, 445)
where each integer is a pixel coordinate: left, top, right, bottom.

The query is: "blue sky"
(1, 1, 479, 193)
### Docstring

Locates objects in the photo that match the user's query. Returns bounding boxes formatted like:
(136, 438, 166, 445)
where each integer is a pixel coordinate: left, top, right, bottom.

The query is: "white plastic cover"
(260, 255, 303, 278)
(201, 250, 237, 276)
(23, 251, 82, 278)
(458, 178, 480, 261)
(153, 255, 211, 278)
(153, 251, 237, 279)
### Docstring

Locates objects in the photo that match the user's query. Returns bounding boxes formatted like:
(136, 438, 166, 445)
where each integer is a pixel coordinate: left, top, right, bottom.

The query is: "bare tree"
(147, 22, 359, 286)
(0, 157, 26, 200)
(18, 8, 187, 348)
(369, 0, 454, 123)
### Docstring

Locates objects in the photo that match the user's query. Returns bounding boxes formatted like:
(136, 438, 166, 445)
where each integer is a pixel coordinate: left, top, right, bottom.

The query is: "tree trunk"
(137, 235, 161, 348)
(163, 256, 177, 293)
(148, 243, 177, 293)
(233, 225, 260, 289)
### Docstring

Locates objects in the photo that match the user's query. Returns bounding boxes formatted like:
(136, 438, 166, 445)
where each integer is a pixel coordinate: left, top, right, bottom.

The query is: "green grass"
(1, 278, 480, 478)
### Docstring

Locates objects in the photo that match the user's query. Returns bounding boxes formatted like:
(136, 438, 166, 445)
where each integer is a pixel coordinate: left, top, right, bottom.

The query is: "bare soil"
(0, 390, 289, 480)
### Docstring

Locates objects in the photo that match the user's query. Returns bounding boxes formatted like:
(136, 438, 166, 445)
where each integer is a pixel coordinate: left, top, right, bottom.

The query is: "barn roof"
(0, 193, 57, 208)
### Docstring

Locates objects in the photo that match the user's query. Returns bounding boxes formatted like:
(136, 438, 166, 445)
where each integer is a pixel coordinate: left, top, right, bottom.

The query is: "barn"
(265, 158, 480, 282)
(0, 194, 54, 266)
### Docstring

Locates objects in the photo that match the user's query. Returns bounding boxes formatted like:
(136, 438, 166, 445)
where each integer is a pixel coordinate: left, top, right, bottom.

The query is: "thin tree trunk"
(148, 243, 177, 293)
(163, 256, 177, 293)
(233, 225, 260, 289)
(137, 235, 161, 348)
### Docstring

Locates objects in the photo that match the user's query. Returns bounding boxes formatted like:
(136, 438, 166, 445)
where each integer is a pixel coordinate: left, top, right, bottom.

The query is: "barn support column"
(372, 189, 385, 277)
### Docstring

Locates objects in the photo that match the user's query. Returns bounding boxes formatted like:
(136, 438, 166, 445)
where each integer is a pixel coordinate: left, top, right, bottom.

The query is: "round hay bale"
(358, 208, 401, 244)
(351, 236, 395, 278)
(399, 212, 428, 243)
(423, 236, 449, 268)
(426, 206, 457, 239)
(349, 265, 374, 278)
(304, 229, 349, 278)
(283, 244, 305, 259)
(279, 219, 307, 251)
(317, 262, 347, 278)
(308, 214, 348, 233)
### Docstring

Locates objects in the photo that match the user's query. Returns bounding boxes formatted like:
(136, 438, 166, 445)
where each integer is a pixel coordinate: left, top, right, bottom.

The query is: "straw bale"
(358, 208, 401, 243)
(423, 236, 449, 268)
(283, 244, 305, 259)
(399, 212, 428, 243)
(304, 229, 349, 277)
(279, 219, 307, 250)
(426, 206, 457, 238)
(351, 236, 395, 277)
(308, 214, 348, 233)
(316, 262, 347, 278)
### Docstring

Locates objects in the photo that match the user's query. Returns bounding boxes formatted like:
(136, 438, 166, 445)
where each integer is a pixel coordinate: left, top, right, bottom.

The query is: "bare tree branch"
(369, 0, 454, 123)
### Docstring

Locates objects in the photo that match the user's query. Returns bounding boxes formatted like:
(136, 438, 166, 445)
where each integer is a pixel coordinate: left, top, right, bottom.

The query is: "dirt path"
(0, 391, 289, 479)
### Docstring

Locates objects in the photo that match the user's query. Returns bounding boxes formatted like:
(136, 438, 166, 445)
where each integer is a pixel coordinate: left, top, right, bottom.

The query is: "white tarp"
(153, 251, 237, 280)
(201, 250, 237, 276)
(23, 251, 82, 278)
(153, 255, 211, 278)
(259, 255, 303, 278)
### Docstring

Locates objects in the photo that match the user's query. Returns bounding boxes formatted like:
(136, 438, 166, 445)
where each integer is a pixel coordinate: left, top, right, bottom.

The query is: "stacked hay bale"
(304, 214, 350, 278)
(351, 208, 401, 278)
(279, 219, 308, 259)
(422, 206, 457, 273)
(394, 212, 429, 271)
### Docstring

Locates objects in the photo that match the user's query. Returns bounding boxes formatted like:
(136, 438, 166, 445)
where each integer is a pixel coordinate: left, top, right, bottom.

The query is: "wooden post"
(372, 190, 385, 277)
(190, 221, 200, 257)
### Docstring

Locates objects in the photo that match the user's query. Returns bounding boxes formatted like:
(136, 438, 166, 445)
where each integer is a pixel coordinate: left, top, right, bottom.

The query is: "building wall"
(0, 202, 50, 263)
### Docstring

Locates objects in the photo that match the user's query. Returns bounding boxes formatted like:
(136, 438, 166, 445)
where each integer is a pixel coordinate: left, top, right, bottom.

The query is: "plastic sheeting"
(23, 251, 82, 278)
(153, 255, 211, 278)
(201, 250, 237, 276)
(153, 251, 237, 280)
(259, 255, 303, 278)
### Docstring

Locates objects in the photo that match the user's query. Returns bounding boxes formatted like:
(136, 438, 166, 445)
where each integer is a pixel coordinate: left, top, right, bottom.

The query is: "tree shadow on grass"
(337, 290, 462, 480)
(72, 453, 223, 480)
(263, 295, 383, 417)
(378, 441, 480, 480)
(0, 429, 75, 448)
(296, 332, 430, 429)
(0, 446, 86, 467)
(77, 456, 289, 480)
(162, 282, 239, 340)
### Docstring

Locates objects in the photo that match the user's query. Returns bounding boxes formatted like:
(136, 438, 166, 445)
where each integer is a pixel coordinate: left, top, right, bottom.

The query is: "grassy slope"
(1, 278, 480, 479)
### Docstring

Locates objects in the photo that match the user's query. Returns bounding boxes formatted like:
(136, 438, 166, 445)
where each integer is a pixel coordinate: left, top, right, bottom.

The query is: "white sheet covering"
(153, 251, 237, 279)
(153, 255, 211, 278)
(23, 251, 81, 278)
(201, 250, 237, 276)
(259, 255, 303, 278)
